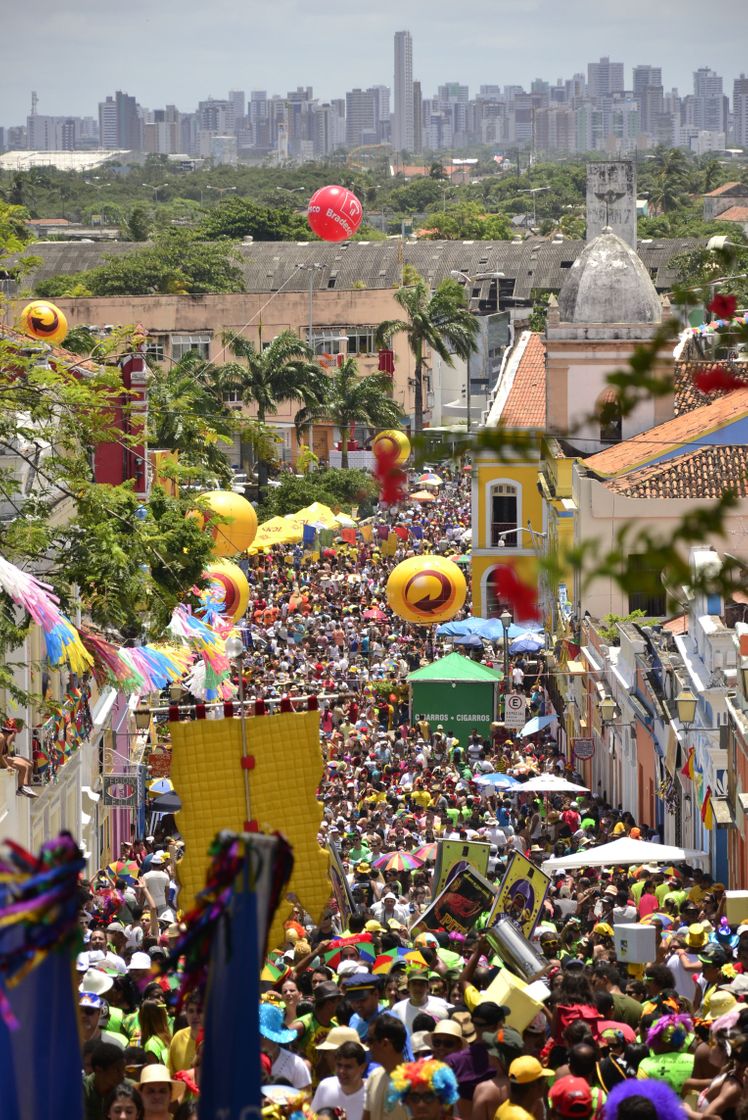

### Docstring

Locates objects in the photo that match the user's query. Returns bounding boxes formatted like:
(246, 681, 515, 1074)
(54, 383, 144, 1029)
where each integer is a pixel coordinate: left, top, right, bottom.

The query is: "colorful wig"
(603, 1078, 686, 1120)
(388, 1060, 459, 1109)
(645, 1013, 693, 1051)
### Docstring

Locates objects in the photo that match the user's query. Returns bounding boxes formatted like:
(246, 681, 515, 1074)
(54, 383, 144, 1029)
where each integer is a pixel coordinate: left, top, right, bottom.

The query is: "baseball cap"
(79, 992, 104, 1010)
(508, 1056, 554, 1084)
(549, 1075, 593, 1118)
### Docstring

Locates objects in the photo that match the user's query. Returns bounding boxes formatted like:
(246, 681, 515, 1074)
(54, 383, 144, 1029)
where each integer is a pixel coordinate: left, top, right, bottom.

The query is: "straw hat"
(137, 1064, 185, 1103)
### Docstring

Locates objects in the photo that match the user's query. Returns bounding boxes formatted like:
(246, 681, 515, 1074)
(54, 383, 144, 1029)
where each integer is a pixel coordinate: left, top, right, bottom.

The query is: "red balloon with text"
(307, 185, 363, 242)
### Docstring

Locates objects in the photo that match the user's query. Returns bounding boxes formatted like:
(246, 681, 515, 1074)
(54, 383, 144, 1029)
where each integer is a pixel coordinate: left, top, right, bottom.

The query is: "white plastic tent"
(541, 836, 709, 873)
(520, 774, 590, 793)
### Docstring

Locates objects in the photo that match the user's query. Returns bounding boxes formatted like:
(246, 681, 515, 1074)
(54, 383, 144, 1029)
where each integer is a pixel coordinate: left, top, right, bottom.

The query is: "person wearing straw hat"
(136, 1064, 185, 1118)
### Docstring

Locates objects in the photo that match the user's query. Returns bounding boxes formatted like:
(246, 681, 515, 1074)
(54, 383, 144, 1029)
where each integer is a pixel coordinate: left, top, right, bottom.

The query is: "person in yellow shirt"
(168, 994, 203, 1074)
(495, 1057, 553, 1120)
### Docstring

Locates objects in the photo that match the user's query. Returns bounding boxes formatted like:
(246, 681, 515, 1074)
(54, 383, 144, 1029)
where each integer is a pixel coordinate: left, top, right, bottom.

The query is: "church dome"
(558, 228, 662, 324)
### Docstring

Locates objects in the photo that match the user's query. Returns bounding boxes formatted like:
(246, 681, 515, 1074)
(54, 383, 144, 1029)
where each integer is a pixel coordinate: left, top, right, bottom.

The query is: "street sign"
(573, 737, 595, 760)
(504, 692, 526, 730)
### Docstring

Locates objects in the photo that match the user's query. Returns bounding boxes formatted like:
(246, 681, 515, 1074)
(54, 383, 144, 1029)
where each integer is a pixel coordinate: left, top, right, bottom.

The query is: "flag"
(199, 833, 293, 1120)
(701, 786, 714, 829)
(302, 524, 317, 547)
(680, 746, 695, 780)
(340, 528, 356, 545)
(359, 525, 373, 544)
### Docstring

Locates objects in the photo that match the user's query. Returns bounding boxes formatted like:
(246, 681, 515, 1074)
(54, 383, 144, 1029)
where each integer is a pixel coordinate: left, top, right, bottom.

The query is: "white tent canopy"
(541, 836, 709, 873)
(520, 775, 589, 793)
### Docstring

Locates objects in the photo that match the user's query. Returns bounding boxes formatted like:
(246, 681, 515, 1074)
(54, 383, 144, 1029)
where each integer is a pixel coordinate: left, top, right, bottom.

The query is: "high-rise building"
(688, 68, 728, 133)
(587, 57, 624, 98)
(393, 30, 414, 152)
(98, 91, 140, 149)
(413, 80, 422, 153)
(633, 66, 662, 99)
(346, 88, 377, 148)
(228, 90, 246, 130)
(734, 75, 748, 147)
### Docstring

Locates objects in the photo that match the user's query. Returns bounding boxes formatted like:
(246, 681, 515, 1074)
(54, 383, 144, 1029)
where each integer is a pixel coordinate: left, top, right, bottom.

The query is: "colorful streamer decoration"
(0, 833, 85, 1022)
(0, 557, 92, 674)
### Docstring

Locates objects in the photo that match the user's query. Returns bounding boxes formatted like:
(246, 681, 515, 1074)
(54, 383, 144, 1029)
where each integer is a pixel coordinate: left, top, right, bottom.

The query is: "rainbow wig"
(388, 1060, 459, 1109)
(645, 1012, 693, 1051)
(604, 1078, 686, 1120)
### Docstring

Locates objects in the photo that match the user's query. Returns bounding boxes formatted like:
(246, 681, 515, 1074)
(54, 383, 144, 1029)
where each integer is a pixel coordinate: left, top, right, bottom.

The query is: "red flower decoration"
(492, 565, 541, 621)
(707, 293, 737, 321)
(373, 443, 407, 505)
(692, 364, 745, 395)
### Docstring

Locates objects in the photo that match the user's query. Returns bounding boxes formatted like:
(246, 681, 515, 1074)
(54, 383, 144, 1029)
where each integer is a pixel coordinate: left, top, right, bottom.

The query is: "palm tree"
(375, 274, 479, 432)
(218, 329, 325, 490)
(646, 146, 690, 215)
(295, 357, 404, 468)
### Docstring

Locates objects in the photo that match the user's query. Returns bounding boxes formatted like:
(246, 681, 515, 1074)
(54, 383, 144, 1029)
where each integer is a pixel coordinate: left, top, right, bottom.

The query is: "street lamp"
(225, 633, 253, 829)
(206, 185, 238, 201)
(142, 183, 168, 201)
(500, 609, 513, 708)
(449, 269, 506, 433)
(495, 526, 548, 550)
(519, 186, 550, 228)
(599, 695, 617, 725)
(676, 687, 698, 727)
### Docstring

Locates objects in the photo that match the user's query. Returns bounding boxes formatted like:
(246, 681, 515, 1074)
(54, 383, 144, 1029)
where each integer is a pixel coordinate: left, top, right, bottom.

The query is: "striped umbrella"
(373, 948, 411, 974)
(640, 913, 674, 928)
(107, 859, 140, 884)
(261, 959, 291, 984)
(323, 935, 377, 971)
(414, 843, 438, 862)
(381, 850, 423, 872)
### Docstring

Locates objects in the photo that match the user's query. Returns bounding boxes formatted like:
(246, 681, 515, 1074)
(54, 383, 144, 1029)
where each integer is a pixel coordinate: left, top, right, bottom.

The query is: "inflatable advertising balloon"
(307, 185, 363, 242)
(19, 300, 68, 345)
(387, 556, 467, 625)
(372, 429, 411, 466)
(198, 491, 258, 557)
(202, 560, 250, 622)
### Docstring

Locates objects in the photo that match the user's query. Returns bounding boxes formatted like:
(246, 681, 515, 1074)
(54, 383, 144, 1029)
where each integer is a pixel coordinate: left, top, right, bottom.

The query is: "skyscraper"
(633, 65, 662, 99)
(587, 57, 624, 98)
(734, 75, 748, 147)
(393, 30, 414, 153)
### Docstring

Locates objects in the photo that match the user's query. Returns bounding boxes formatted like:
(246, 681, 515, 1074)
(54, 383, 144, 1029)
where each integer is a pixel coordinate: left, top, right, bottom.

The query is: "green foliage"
(376, 273, 480, 431)
(295, 356, 404, 467)
(257, 468, 377, 520)
(199, 197, 309, 241)
(36, 229, 245, 297)
(422, 201, 512, 240)
(126, 204, 151, 242)
(528, 291, 550, 332)
(146, 352, 236, 486)
(597, 610, 647, 644)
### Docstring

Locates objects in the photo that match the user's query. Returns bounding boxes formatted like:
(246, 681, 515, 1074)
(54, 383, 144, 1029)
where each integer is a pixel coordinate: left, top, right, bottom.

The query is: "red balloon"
(307, 185, 363, 242)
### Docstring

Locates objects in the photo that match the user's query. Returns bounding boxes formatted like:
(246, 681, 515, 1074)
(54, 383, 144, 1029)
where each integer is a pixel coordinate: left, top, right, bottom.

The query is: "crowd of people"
(75, 470, 748, 1120)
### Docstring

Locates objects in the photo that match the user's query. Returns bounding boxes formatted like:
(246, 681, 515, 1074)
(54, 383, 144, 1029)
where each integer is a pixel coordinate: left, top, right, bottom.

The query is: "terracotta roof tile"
(717, 206, 748, 222)
(502, 333, 546, 428)
(674, 360, 748, 415)
(605, 444, 748, 499)
(583, 387, 748, 477)
(705, 182, 740, 196)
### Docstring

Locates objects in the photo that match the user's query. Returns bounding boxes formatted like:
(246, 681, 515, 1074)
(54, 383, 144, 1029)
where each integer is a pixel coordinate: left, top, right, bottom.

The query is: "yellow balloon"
(372, 429, 411, 465)
(386, 555, 467, 625)
(19, 300, 68, 345)
(199, 491, 258, 556)
(203, 560, 250, 622)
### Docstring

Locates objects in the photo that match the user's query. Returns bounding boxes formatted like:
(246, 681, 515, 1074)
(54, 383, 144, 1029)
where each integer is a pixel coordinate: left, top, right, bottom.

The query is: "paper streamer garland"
(0, 557, 92, 674)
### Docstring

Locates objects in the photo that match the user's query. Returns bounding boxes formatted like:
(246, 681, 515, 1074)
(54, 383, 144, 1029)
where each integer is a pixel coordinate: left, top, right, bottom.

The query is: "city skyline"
(2, 0, 746, 127)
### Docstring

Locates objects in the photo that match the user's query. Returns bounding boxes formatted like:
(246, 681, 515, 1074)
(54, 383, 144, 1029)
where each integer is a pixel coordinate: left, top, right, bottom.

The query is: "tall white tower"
(393, 31, 414, 153)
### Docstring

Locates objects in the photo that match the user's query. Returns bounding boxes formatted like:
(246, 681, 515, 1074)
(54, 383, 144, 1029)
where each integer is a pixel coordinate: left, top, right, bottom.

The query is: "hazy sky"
(2, 0, 745, 126)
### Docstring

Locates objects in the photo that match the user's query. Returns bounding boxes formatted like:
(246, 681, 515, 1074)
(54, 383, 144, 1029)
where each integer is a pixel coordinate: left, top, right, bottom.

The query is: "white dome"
(558, 228, 662, 325)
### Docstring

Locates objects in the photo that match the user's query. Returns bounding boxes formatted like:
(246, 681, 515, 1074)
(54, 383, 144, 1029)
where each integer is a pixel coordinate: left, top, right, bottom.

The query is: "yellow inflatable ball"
(202, 559, 250, 622)
(185, 508, 205, 531)
(386, 555, 467, 625)
(372, 429, 411, 466)
(199, 490, 258, 556)
(19, 300, 68, 346)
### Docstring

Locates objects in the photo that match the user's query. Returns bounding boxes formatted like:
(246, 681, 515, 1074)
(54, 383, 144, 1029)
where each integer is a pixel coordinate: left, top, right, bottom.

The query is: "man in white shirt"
(372, 892, 410, 927)
(312, 1040, 368, 1120)
(260, 1003, 312, 1090)
(140, 852, 171, 916)
(391, 972, 450, 1032)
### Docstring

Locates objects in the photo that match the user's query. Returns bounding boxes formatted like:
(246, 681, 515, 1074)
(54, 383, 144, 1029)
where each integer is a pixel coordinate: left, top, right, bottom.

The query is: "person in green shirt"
(82, 1041, 128, 1120)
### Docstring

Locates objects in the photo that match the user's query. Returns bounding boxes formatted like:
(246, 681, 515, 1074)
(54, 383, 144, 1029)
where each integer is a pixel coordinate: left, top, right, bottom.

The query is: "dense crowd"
(75, 471, 748, 1120)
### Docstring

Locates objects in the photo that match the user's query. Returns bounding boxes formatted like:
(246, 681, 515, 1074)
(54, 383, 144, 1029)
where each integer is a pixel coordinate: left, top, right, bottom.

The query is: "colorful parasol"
(413, 843, 438, 862)
(148, 777, 174, 796)
(363, 608, 387, 621)
(261, 959, 291, 984)
(323, 934, 376, 970)
(640, 913, 674, 928)
(107, 859, 140, 884)
(410, 490, 437, 503)
(418, 472, 443, 487)
(374, 851, 424, 872)
(373, 948, 412, 974)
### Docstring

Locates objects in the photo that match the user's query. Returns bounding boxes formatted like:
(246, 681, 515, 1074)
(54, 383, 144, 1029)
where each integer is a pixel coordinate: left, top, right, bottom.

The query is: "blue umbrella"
(453, 634, 484, 649)
(509, 632, 545, 654)
(436, 617, 486, 637)
(472, 618, 544, 641)
(474, 772, 521, 789)
(519, 714, 558, 738)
